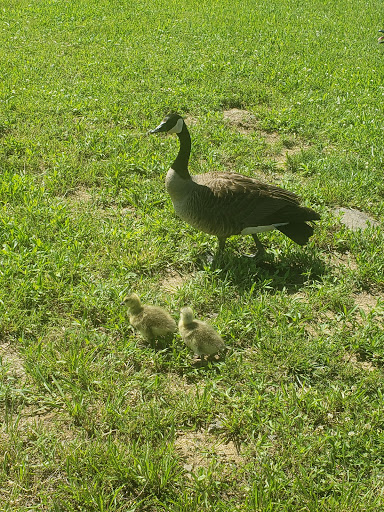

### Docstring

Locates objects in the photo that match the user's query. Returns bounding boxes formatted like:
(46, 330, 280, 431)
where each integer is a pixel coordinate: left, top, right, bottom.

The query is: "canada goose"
(121, 293, 177, 345)
(149, 113, 320, 256)
(178, 307, 226, 361)
(379, 30, 384, 43)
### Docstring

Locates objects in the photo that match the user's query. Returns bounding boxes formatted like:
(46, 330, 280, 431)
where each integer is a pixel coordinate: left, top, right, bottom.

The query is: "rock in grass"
(333, 207, 379, 231)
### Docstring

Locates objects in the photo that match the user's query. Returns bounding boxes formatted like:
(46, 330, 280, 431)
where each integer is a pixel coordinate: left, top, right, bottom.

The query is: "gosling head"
(120, 293, 141, 309)
(149, 113, 184, 135)
(179, 306, 195, 326)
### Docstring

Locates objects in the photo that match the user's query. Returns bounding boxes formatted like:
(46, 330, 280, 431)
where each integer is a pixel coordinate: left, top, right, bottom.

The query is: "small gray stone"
(333, 207, 379, 231)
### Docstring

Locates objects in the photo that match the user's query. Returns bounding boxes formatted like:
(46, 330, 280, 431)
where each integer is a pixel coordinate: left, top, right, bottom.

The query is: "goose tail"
(277, 222, 316, 246)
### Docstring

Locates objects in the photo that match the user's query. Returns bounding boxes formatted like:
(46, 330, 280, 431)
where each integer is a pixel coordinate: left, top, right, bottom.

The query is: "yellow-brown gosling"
(121, 293, 176, 345)
(178, 307, 225, 361)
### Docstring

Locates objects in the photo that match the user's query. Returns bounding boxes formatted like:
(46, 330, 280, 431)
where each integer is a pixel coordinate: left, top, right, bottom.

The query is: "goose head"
(149, 113, 185, 135)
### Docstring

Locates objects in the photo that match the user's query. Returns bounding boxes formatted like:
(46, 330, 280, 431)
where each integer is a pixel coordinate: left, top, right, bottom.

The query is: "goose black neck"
(172, 124, 191, 179)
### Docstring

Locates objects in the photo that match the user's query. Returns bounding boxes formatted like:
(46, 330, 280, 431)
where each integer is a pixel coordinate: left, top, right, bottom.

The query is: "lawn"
(1, 0, 384, 510)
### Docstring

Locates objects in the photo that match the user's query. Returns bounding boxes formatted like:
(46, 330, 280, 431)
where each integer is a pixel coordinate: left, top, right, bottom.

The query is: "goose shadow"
(194, 247, 327, 294)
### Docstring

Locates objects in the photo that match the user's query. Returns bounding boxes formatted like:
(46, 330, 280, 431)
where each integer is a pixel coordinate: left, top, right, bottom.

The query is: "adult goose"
(379, 30, 384, 43)
(149, 113, 320, 255)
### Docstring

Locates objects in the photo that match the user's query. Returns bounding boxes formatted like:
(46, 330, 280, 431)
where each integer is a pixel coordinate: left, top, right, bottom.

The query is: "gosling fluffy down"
(121, 293, 177, 344)
(178, 307, 225, 360)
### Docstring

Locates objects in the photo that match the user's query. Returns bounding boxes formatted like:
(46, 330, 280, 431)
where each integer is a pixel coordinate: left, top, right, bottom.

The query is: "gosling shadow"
(190, 353, 226, 368)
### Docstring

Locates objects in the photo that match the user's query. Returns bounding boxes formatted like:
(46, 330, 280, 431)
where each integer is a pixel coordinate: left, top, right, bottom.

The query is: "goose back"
(166, 168, 319, 240)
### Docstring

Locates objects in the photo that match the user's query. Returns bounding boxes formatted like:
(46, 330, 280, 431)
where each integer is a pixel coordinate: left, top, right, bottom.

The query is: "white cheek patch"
(168, 118, 184, 134)
(241, 222, 289, 235)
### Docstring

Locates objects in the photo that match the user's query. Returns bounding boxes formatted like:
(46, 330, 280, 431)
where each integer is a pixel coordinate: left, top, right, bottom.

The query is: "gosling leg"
(144, 330, 156, 348)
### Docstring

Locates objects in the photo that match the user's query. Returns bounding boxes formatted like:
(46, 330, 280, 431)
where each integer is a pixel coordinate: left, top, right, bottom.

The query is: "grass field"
(1, 0, 384, 510)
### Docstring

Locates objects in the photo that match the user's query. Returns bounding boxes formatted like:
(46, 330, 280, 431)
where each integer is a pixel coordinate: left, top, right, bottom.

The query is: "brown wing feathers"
(193, 172, 319, 237)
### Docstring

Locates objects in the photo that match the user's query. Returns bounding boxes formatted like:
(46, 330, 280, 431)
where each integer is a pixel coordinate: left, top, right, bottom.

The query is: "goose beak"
(148, 121, 168, 134)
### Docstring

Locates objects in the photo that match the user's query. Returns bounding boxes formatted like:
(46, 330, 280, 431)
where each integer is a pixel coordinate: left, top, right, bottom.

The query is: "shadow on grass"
(153, 343, 227, 379)
(194, 247, 327, 293)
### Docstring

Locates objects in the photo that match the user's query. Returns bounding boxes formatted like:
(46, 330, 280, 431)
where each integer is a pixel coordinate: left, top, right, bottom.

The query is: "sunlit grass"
(1, 0, 384, 510)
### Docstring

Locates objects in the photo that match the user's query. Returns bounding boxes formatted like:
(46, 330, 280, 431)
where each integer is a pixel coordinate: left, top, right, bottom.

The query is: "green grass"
(1, 0, 384, 510)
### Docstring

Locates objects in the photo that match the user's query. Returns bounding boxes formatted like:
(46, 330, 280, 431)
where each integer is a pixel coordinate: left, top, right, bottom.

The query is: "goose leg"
(210, 237, 227, 267)
(217, 237, 227, 252)
(252, 234, 266, 257)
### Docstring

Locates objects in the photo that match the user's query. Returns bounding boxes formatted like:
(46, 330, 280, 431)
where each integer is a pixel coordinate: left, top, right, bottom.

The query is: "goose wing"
(191, 172, 317, 237)
(199, 172, 300, 204)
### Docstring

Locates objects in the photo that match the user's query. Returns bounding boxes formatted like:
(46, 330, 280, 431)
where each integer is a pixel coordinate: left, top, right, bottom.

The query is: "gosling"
(178, 307, 226, 362)
(121, 293, 177, 345)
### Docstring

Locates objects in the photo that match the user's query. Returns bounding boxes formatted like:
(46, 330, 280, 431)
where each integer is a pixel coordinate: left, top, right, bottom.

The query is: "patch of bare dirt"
(1, 406, 76, 452)
(222, 108, 310, 169)
(166, 374, 197, 396)
(175, 430, 243, 472)
(343, 352, 376, 372)
(223, 108, 256, 134)
(328, 251, 359, 273)
(353, 292, 383, 315)
(120, 206, 136, 215)
(332, 207, 379, 231)
(305, 314, 335, 337)
(0, 344, 75, 441)
(184, 115, 198, 127)
(18, 408, 73, 434)
(259, 130, 280, 145)
(0, 343, 26, 382)
(97, 205, 137, 220)
(258, 129, 310, 170)
(305, 323, 320, 337)
(273, 145, 310, 169)
(159, 269, 192, 292)
(64, 187, 93, 203)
